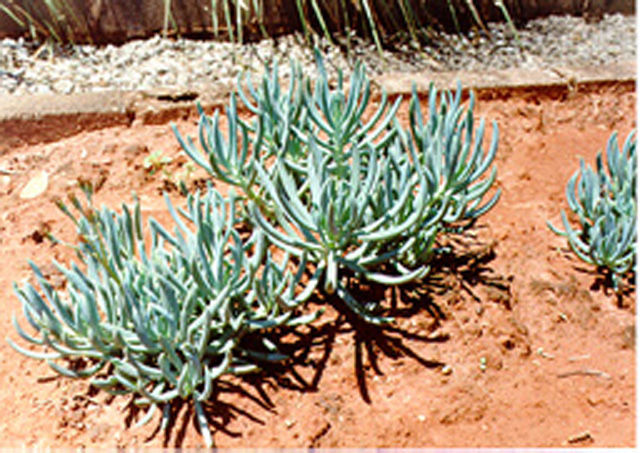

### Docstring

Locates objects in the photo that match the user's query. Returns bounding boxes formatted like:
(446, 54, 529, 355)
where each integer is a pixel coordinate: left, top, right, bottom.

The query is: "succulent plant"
(548, 130, 637, 291)
(8, 185, 319, 446)
(174, 52, 501, 323)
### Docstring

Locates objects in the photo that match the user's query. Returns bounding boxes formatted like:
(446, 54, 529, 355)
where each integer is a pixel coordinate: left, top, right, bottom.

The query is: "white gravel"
(0, 13, 635, 95)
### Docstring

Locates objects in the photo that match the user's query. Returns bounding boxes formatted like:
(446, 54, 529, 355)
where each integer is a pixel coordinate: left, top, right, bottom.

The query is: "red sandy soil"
(0, 82, 635, 448)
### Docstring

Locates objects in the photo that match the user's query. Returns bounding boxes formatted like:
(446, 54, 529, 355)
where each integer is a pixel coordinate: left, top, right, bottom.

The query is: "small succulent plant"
(174, 51, 500, 323)
(8, 185, 319, 446)
(548, 130, 637, 291)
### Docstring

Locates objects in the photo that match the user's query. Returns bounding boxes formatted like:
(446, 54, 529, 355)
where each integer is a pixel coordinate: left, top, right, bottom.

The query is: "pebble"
(0, 14, 634, 95)
(19, 171, 48, 199)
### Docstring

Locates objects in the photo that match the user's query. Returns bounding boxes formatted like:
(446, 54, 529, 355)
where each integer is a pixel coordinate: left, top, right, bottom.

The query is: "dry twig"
(557, 369, 611, 379)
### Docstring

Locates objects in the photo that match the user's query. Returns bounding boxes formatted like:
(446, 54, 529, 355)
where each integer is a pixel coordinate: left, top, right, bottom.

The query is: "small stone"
(441, 365, 453, 375)
(53, 79, 74, 94)
(417, 414, 426, 422)
(19, 171, 48, 199)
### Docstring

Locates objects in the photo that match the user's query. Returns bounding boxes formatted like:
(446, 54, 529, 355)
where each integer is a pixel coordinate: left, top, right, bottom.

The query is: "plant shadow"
(585, 267, 635, 309)
(120, 376, 278, 448)
(263, 229, 509, 404)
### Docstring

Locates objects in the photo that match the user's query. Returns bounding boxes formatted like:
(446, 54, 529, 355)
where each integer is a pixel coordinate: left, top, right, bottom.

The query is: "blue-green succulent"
(9, 185, 319, 446)
(174, 51, 500, 323)
(548, 130, 637, 291)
